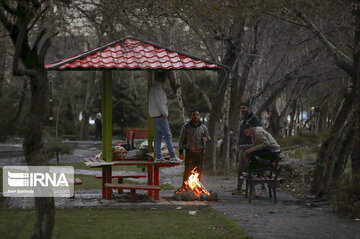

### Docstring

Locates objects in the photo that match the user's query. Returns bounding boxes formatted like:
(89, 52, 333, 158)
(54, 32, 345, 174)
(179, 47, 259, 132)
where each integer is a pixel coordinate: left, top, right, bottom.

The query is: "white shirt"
(148, 81, 168, 117)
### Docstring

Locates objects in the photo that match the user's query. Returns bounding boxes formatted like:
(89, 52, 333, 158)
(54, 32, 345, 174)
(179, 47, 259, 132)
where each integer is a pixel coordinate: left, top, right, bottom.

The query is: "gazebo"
(45, 36, 226, 163)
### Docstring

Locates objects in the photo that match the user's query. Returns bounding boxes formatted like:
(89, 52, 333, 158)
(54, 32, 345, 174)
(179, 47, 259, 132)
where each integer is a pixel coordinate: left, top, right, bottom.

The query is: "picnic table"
(83, 155, 179, 201)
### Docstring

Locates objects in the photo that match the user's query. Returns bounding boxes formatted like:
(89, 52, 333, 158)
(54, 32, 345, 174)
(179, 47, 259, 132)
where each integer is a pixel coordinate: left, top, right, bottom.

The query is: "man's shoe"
(169, 157, 181, 163)
(232, 189, 243, 195)
(154, 158, 166, 163)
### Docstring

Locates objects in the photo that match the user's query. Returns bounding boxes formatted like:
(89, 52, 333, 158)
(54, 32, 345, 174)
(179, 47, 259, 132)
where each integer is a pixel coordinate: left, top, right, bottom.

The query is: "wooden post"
(147, 71, 155, 196)
(147, 71, 155, 153)
(154, 165, 160, 200)
(102, 71, 112, 162)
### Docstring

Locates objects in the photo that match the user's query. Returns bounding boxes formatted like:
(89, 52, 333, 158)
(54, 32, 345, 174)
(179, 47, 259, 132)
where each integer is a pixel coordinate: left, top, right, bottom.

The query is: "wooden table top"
(83, 158, 179, 168)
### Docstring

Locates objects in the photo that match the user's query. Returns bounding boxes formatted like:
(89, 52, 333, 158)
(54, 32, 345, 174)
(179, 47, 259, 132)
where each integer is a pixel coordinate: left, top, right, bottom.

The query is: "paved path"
(201, 176, 360, 239)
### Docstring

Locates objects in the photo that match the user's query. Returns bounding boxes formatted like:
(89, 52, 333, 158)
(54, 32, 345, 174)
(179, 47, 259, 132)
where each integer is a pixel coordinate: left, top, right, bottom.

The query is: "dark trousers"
(248, 150, 278, 170)
(183, 150, 204, 183)
(236, 150, 247, 189)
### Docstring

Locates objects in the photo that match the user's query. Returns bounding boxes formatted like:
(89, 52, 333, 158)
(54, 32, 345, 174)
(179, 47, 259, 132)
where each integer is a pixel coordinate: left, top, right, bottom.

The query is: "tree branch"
(12, 21, 36, 76)
(39, 31, 58, 64)
(177, 13, 218, 62)
(27, 4, 49, 32)
(264, 11, 308, 28)
(0, 4, 13, 31)
(289, 8, 353, 75)
(32, 28, 46, 52)
(183, 71, 212, 110)
(1, 0, 18, 16)
(12, 77, 27, 123)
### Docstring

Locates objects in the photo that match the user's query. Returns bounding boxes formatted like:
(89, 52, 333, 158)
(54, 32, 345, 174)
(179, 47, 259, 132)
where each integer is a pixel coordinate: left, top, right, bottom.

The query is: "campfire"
(174, 167, 218, 201)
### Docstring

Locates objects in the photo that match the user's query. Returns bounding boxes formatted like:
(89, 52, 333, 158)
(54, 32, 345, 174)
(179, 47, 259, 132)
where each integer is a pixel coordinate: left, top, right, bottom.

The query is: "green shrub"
(44, 136, 74, 164)
(294, 150, 303, 159)
(331, 174, 360, 218)
(276, 132, 325, 148)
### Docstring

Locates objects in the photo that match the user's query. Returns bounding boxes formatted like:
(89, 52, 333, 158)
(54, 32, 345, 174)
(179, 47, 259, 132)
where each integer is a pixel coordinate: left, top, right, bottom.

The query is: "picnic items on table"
(95, 145, 128, 161)
(145, 148, 175, 159)
(136, 140, 174, 158)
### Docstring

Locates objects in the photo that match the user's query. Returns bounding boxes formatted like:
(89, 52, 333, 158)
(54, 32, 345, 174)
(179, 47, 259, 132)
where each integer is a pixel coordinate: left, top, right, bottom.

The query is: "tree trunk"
(317, 106, 327, 133)
(80, 74, 97, 140)
(311, 92, 354, 196)
(23, 72, 55, 239)
(183, 72, 212, 111)
(221, 84, 231, 173)
(204, 69, 230, 174)
(168, 71, 186, 123)
(267, 105, 281, 137)
(31, 197, 55, 239)
(80, 112, 90, 140)
(311, 117, 354, 196)
(0, 42, 6, 98)
(351, 101, 360, 174)
(350, 1, 360, 174)
(288, 100, 297, 136)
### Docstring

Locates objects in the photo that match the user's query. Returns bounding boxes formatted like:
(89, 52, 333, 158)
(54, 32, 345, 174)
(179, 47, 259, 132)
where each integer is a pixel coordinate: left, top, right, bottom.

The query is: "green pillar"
(147, 71, 155, 154)
(102, 71, 112, 162)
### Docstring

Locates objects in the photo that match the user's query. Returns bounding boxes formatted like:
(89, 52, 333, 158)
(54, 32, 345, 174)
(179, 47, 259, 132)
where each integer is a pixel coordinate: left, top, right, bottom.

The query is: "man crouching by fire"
(179, 110, 210, 183)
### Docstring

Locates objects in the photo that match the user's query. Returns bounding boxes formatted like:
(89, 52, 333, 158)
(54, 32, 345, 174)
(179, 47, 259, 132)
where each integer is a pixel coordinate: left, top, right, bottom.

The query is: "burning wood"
(174, 167, 218, 201)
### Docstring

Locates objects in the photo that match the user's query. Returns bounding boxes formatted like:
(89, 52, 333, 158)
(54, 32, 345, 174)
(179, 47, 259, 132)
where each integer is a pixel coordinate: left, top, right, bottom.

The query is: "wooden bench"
(245, 153, 282, 203)
(105, 183, 161, 202)
(68, 177, 83, 198)
(95, 174, 146, 194)
(117, 129, 148, 150)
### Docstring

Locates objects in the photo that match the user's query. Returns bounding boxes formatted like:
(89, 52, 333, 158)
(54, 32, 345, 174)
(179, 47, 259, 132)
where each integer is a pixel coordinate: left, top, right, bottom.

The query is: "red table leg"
(102, 167, 106, 198)
(154, 165, 160, 200)
(104, 165, 112, 199)
(148, 162, 153, 197)
(117, 178, 123, 194)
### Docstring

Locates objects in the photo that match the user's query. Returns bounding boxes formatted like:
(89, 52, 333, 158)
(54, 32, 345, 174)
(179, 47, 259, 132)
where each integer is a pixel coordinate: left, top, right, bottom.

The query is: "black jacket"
(179, 121, 210, 154)
(237, 112, 262, 146)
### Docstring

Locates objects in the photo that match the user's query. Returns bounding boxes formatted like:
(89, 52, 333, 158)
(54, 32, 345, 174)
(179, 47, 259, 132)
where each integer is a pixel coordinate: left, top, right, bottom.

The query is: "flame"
(183, 167, 210, 197)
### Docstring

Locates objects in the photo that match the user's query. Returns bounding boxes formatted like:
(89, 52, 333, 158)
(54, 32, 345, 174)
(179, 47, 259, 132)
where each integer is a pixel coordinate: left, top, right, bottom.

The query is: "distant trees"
(284, 1, 360, 196)
(46, 0, 352, 179)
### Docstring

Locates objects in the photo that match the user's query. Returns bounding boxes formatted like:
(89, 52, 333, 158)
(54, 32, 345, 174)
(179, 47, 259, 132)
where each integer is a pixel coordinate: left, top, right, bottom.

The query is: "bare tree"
(0, 1, 70, 238)
(266, 0, 360, 196)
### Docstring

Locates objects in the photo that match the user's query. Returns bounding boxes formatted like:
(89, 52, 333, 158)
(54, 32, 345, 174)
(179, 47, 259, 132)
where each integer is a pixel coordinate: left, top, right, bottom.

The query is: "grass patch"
(74, 175, 174, 190)
(0, 170, 2, 192)
(304, 146, 320, 161)
(160, 183, 176, 190)
(0, 205, 249, 239)
(276, 132, 325, 148)
(55, 162, 145, 172)
(331, 174, 360, 218)
(293, 150, 303, 159)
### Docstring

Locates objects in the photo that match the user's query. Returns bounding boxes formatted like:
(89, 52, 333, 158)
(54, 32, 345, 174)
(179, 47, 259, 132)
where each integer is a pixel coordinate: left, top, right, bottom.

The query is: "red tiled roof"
(45, 36, 226, 71)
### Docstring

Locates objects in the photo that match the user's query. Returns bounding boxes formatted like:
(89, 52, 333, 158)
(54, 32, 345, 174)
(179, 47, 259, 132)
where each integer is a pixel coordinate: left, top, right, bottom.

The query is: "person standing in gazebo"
(149, 71, 180, 163)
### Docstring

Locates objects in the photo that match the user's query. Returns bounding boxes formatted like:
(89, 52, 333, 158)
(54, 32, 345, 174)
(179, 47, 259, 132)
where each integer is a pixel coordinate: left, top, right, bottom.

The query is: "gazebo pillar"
(102, 70, 112, 162)
(147, 71, 155, 153)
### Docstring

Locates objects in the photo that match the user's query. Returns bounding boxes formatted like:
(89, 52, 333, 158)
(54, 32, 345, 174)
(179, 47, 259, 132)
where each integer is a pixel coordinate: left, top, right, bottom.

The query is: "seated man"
(243, 123, 280, 171)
